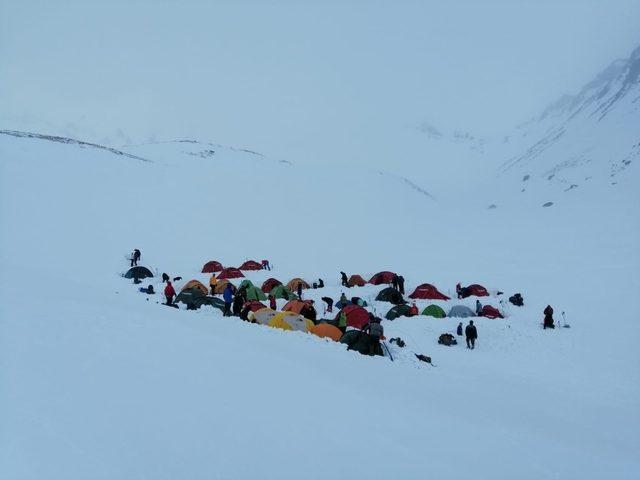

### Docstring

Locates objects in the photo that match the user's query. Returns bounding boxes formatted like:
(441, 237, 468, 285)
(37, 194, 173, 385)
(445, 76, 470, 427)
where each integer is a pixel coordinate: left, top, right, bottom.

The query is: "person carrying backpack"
(131, 249, 141, 267)
(223, 284, 234, 317)
(164, 281, 176, 306)
(340, 271, 348, 287)
(363, 317, 384, 355)
(465, 320, 478, 349)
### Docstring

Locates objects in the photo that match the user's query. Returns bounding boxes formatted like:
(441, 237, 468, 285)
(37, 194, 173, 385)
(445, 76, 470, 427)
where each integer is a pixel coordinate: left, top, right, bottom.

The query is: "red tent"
(243, 301, 267, 313)
(261, 278, 282, 293)
(239, 260, 263, 271)
(368, 271, 396, 285)
(336, 305, 370, 329)
(481, 305, 503, 319)
(217, 267, 245, 280)
(461, 284, 489, 298)
(201, 261, 223, 273)
(409, 283, 450, 300)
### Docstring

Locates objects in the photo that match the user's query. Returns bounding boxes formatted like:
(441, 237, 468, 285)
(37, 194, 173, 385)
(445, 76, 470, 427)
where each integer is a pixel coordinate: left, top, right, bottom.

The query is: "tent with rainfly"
(409, 283, 450, 300)
(368, 271, 396, 285)
(375, 287, 406, 305)
(261, 278, 282, 293)
(336, 305, 370, 329)
(460, 284, 490, 298)
(309, 323, 343, 342)
(214, 280, 237, 295)
(286, 278, 310, 291)
(268, 311, 314, 332)
(340, 330, 383, 356)
(481, 305, 504, 319)
(217, 267, 245, 280)
(124, 266, 153, 280)
(269, 284, 297, 300)
(251, 307, 277, 325)
(181, 280, 209, 295)
(245, 285, 267, 301)
(386, 304, 414, 320)
(242, 301, 267, 313)
(448, 305, 475, 318)
(347, 275, 366, 287)
(239, 260, 263, 271)
(422, 304, 446, 318)
(175, 287, 225, 311)
(201, 261, 223, 273)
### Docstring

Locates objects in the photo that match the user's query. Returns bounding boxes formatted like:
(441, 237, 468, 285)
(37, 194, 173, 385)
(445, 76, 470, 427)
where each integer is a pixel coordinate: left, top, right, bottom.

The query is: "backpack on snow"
(509, 293, 524, 306)
(438, 333, 457, 346)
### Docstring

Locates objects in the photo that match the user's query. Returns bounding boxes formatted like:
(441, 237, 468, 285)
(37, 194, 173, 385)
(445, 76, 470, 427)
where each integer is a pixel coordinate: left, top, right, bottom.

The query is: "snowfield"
(0, 124, 638, 480)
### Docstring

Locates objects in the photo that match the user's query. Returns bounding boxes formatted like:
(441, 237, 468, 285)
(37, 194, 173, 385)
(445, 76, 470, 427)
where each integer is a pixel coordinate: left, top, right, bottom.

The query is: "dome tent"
(409, 283, 450, 301)
(201, 261, 223, 273)
(448, 305, 475, 318)
(124, 266, 153, 280)
(375, 287, 405, 305)
(422, 304, 446, 318)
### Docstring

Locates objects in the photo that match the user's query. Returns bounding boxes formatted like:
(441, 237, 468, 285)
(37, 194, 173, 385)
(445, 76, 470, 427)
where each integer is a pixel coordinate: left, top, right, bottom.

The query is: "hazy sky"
(1, 0, 638, 166)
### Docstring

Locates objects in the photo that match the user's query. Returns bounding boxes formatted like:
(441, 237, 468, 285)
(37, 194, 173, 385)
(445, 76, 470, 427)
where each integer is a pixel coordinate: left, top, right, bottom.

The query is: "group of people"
(456, 320, 478, 349)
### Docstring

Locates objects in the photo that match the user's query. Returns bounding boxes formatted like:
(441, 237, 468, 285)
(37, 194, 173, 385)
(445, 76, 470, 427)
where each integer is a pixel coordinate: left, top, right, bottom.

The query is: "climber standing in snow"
(475, 299, 483, 316)
(164, 281, 176, 306)
(296, 282, 303, 299)
(398, 275, 405, 295)
(223, 283, 234, 317)
(362, 316, 384, 355)
(543, 305, 555, 329)
(209, 274, 217, 295)
(340, 271, 348, 287)
(130, 249, 141, 267)
(465, 320, 478, 349)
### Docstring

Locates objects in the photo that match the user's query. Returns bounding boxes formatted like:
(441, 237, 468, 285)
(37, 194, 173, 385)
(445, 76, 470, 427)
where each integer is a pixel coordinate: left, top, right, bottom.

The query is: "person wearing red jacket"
(409, 302, 419, 316)
(164, 281, 176, 306)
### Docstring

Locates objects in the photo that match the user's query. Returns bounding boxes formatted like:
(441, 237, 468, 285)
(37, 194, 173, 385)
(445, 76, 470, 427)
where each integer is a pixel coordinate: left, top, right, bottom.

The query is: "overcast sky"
(1, 0, 638, 166)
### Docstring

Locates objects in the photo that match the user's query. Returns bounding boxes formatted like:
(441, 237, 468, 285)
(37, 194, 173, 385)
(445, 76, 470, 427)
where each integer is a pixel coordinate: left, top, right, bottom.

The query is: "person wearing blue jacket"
(223, 284, 234, 317)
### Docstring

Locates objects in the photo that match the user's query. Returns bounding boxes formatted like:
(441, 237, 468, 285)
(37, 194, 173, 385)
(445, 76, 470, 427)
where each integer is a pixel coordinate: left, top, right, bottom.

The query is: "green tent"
(175, 287, 224, 311)
(376, 287, 405, 305)
(124, 266, 153, 279)
(422, 304, 446, 318)
(385, 304, 412, 320)
(245, 285, 267, 301)
(340, 330, 383, 356)
(269, 284, 297, 300)
(238, 279, 255, 289)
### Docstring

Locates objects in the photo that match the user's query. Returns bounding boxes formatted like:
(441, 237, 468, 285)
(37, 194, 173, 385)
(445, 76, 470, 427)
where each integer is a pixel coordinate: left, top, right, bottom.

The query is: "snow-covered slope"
(1, 125, 638, 479)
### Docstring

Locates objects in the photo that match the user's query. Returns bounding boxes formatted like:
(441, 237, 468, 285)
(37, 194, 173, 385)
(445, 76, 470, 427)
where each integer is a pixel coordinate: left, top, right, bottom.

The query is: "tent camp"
(309, 323, 343, 342)
(239, 260, 263, 271)
(448, 305, 476, 318)
(251, 308, 277, 325)
(261, 278, 282, 293)
(217, 267, 245, 280)
(238, 279, 255, 289)
(347, 275, 366, 287)
(422, 304, 447, 318)
(336, 305, 370, 330)
(375, 287, 405, 305)
(181, 280, 209, 296)
(409, 283, 450, 300)
(268, 311, 314, 332)
(386, 304, 414, 320)
(214, 280, 237, 295)
(481, 305, 504, 319)
(124, 266, 153, 280)
(175, 288, 224, 311)
(269, 285, 297, 300)
(340, 330, 383, 356)
(460, 284, 490, 298)
(286, 278, 310, 291)
(368, 271, 396, 285)
(201, 261, 223, 273)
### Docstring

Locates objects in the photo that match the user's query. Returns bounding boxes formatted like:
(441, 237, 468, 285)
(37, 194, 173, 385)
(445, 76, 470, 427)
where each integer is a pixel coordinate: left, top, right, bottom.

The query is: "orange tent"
(181, 280, 209, 295)
(347, 274, 366, 287)
(214, 280, 237, 295)
(286, 278, 310, 291)
(309, 323, 343, 342)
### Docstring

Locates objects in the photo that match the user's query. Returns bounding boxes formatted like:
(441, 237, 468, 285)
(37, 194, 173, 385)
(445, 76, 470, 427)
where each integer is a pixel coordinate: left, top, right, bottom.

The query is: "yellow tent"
(268, 311, 314, 332)
(181, 280, 209, 295)
(251, 308, 277, 325)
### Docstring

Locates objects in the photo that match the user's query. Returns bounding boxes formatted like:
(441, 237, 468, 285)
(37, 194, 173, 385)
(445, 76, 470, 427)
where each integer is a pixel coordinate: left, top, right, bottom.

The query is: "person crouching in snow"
(261, 259, 270, 271)
(409, 302, 419, 316)
(164, 281, 176, 306)
(362, 316, 384, 355)
(543, 305, 555, 329)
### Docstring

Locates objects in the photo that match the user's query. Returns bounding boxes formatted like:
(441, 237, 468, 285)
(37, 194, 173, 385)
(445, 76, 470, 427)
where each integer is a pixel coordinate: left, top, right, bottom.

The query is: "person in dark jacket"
(457, 322, 463, 336)
(139, 284, 155, 295)
(162, 272, 170, 283)
(340, 271, 348, 287)
(398, 275, 405, 295)
(223, 284, 234, 317)
(261, 259, 271, 271)
(296, 283, 303, 299)
(237, 285, 248, 303)
(268, 294, 277, 310)
(465, 320, 478, 349)
(164, 281, 176, 306)
(392, 274, 399, 290)
(543, 305, 555, 329)
(318, 278, 324, 288)
(131, 249, 141, 267)
(362, 317, 384, 355)
(321, 296, 333, 313)
(475, 299, 483, 316)
(232, 293, 244, 317)
(456, 282, 462, 299)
